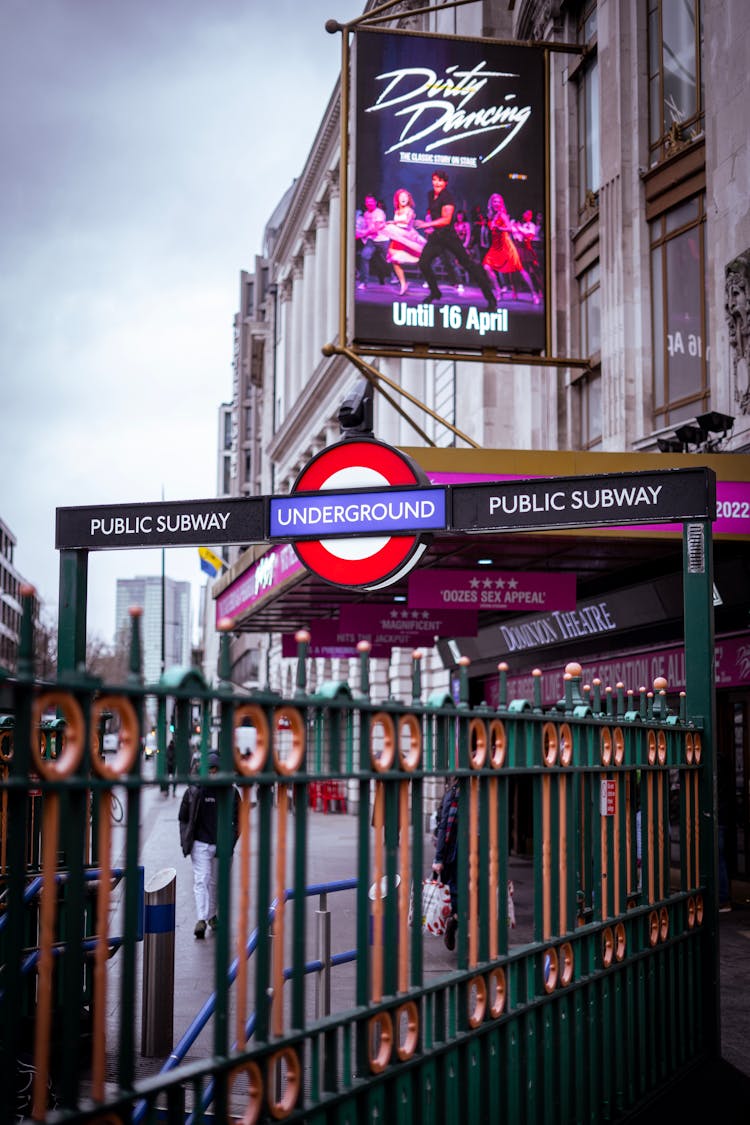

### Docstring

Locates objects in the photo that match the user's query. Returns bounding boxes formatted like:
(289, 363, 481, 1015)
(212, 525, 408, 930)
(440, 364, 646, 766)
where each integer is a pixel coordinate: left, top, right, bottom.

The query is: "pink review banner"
(338, 605, 478, 645)
(408, 567, 576, 612)
(281, 620, 390, 660)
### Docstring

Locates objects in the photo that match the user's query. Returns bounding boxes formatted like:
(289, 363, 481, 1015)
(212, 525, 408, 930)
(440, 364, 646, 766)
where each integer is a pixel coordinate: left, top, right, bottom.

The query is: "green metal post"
(57, 549, 89, 675)
(682, 516, 718, 1058)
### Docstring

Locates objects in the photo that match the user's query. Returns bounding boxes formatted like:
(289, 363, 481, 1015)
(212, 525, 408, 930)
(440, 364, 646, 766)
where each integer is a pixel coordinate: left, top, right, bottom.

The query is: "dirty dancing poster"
(352, 28, 548, 354)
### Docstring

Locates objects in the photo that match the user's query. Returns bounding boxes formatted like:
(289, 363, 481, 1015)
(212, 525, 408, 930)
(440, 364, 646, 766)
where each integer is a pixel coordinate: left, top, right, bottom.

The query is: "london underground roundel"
(290, 438, 430, 591)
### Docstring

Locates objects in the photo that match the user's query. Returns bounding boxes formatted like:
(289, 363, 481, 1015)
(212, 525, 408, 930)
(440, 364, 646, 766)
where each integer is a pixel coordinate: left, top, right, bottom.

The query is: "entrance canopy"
(211, 447, 750, 673)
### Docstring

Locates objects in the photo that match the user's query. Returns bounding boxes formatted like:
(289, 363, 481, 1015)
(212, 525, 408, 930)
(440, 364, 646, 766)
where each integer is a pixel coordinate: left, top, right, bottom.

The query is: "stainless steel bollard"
(141, 867, 176, 1057)
(315, 892, 331, 1018)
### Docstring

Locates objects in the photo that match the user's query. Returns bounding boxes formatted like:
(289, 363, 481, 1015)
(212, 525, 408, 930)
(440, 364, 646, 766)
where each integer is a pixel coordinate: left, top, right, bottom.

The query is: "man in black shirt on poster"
(416, 169, 496, 309)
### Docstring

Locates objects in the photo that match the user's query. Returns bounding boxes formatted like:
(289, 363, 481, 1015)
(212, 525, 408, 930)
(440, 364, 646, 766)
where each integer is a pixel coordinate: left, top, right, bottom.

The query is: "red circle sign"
(291, 439, 429, 591)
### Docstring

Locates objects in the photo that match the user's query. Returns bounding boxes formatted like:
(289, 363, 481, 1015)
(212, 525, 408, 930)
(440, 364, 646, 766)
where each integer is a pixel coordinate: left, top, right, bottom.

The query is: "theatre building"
(209, 1, 750, 890)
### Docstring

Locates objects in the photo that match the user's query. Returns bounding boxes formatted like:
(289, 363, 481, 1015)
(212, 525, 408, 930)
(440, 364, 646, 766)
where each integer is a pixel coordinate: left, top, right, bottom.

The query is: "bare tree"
(32, 609, 129, 685)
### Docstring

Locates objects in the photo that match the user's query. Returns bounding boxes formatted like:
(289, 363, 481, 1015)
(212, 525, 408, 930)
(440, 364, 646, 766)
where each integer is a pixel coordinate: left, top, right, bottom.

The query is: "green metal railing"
(0, 594, 720, 1123)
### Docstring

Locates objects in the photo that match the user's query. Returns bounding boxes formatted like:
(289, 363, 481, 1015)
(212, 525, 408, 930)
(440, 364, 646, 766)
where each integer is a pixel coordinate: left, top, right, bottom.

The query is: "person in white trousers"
(178, 752, 239, 938)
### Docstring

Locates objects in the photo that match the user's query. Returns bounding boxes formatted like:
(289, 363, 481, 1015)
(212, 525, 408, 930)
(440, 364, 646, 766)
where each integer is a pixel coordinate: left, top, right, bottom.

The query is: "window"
(648, 0, 704, 163)
(577, 370, 602, 450)
(576, 2, 599, 213)
(579, 262, 601, 360)
(574, 262, 601, 449)
(650, 196, 709, 427)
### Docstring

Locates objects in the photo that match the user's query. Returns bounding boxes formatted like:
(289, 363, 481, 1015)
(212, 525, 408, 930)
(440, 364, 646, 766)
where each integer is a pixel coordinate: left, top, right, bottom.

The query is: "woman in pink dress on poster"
(384, 188, 426, 294)
(482, 192, 540, 304)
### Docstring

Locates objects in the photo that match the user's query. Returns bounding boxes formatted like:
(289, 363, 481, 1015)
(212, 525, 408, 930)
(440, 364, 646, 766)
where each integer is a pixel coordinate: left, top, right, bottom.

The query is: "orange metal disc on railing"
(602, 927, 615, 968)
(659, 907, 669, 941)
(31, 691, 85, 779)
(468, 717, 488, 769)
(488, 719, 507, 768)
(694, 732, 702, 763)
(395, 1000, 419, 1061)
(272, 707, 305, 775)
(266, 1046, 301, 1119)
(657, 731, 667, 765)
(559, 723, 573, 767)
(687, 896, 696, 928)
(615, 922, 626, 961)
(369, 712, 395, 772)
(233, 703, 270, 776)
(695, 893, 704, 924)
(229, 1059, 263, 1125)
(541, 721, 558, 767)
(368, 1011, 393, 1073)
(600, 727, 613, 766)
(487, 967, 506, 1017)
(398, 714, 422, 772)
(648, 910, 660, 946)
(559, 942, 574, 986)
(543, 947, 559, 992)
(0, 730, 13, 763)
(647, 730, 657, 765)
(685, 732, 695, 764)
(90, 695, 139, 780)
(468, 975, 488, 1028)
(613, 727, 625, 766)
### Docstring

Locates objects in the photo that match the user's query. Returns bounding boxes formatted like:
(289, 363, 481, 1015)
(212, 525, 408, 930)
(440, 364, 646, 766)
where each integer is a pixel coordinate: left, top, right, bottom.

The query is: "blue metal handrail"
(134, 876, 358, 1123)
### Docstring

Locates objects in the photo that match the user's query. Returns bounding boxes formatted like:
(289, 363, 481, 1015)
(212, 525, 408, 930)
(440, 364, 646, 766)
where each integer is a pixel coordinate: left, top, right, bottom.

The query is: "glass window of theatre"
(650, 196, 709, 429)
(572, 260, 601, 449)
(575, 0, 600, 214)
(647, 0, 704, 164)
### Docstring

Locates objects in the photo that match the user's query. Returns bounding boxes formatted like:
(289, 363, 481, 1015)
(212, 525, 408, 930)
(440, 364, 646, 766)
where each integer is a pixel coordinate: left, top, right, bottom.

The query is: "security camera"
(338, 378, 373, 437)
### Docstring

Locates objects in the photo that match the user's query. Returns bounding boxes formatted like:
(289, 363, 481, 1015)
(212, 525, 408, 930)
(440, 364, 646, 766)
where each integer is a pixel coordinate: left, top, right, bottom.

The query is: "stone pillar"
(290, 257, 305, 405)
(275, 278, 292, 427)
(327, 175, 342, 344)
(301, 230, 316, 380)
(313, 201, 330, 366)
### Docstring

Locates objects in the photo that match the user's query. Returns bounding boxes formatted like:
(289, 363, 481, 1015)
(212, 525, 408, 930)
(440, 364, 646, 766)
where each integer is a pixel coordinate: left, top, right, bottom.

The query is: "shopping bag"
(410, 879, 452, 936)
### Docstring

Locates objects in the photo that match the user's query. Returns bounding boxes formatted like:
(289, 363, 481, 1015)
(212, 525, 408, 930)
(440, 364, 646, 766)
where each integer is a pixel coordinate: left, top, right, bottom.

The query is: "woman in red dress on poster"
(482, 193, 540, 304)
(384, 188, 426, 294)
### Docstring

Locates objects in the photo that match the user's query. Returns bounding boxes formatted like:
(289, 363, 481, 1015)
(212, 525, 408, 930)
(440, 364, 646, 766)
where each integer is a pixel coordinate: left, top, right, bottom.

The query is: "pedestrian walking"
(165, 738, 177, 797)
(178, 752, 240, 938)
(432, 775, 460, 950)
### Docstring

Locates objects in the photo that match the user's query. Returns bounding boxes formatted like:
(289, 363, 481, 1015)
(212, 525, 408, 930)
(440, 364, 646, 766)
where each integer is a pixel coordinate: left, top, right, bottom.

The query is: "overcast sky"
(1, 0, 363, 645)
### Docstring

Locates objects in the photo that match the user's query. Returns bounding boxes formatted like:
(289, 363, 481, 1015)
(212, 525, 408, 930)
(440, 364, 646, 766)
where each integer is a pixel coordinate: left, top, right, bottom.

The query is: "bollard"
(315, 892, 331, 1019)
(141, 867, 176, 1057)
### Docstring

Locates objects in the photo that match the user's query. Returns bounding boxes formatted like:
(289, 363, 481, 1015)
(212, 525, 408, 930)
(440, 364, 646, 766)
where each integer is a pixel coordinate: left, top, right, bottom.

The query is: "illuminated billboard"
(353, 28, 548, 354)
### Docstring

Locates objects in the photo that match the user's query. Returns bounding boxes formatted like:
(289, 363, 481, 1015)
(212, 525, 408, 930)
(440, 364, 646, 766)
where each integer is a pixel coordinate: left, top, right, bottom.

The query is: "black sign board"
(55, 468, 716, 552)
(56, 497, 265, 551)
(450, 468, 716, 533)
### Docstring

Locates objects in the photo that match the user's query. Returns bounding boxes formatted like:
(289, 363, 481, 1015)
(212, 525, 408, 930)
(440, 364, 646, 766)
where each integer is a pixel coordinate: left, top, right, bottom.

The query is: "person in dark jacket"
(178, 752, 240, 938)
(432, 776, 460, 950)
(165, 738, 177, 797)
